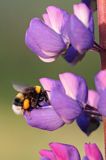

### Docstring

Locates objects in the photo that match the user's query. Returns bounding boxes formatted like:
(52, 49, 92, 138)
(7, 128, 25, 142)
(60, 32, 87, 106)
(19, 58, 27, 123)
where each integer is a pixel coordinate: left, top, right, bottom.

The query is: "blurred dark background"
(0, 0, 103, 159)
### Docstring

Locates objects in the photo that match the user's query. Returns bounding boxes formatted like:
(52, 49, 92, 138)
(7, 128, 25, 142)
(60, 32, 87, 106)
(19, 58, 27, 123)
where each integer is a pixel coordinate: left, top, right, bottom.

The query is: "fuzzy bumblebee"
(12, 84, 49, 115)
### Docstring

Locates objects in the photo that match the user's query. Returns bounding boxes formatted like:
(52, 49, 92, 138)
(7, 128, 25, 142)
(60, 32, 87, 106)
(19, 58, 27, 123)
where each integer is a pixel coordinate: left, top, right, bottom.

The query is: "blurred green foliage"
(0, 0, 103, 160)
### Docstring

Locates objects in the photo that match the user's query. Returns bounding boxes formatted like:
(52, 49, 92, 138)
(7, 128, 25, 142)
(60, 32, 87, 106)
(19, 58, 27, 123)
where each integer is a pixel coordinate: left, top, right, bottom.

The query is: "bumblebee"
(12, 84, 49, 115)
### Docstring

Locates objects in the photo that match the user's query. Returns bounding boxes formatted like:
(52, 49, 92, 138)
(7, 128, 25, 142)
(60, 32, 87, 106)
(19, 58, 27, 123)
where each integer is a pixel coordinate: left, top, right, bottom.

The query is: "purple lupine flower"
(25, 3, 94, 64)
(95, 70, 106, 116)
(63, 2, 94, 52)
(40, 142, 81, 160)
(83, 143, 103, 160)
(62, 2, 94, 64)
(24, 72, 88, 131)
(76, 90, 101, 135)
(82, 0, 97, 11)
(25, 6, 69, 63)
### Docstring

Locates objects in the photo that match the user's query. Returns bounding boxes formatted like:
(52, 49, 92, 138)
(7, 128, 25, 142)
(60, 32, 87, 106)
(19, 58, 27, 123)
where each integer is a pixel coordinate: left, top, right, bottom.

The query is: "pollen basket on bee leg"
(23, 99, 30, 110)
(34, 85, 41, 94)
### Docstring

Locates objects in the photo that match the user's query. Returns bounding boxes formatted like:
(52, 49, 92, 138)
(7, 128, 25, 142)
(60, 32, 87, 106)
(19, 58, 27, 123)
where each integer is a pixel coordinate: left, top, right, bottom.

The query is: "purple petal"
(39, 78, 64, 100)
(74, 3, 94, 33)
(25, 18, 66, 58)
(84, 143, 103, 160)
(25, 28, 51, 59)
(76, 77, 88, 104)
(24, 106, 64, 131)
(51, 86, 82, 123)
(50, 142, 81, 160)
(71, 15, 94, 53)
(59, 72, 88, 103)
(63, 15, 94, 53)
(98, 89, 106, 116)
(89, 11, 94, 33)
(73, 3, 91, 28)
(45, 6, 69, 34)
(63, 46, 85, 64)
(40, 78, 62, 91)
(87, 90, 99, 108)
(95, 69, 106, 93)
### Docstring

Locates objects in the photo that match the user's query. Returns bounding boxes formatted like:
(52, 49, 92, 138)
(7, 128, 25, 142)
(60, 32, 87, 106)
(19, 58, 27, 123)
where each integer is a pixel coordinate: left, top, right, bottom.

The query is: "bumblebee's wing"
(13, 83, 30, 93)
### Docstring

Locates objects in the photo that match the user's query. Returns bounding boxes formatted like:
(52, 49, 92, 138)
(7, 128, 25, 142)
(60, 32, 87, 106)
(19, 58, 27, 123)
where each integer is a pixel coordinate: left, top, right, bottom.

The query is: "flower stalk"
(97, 0, 106, 158)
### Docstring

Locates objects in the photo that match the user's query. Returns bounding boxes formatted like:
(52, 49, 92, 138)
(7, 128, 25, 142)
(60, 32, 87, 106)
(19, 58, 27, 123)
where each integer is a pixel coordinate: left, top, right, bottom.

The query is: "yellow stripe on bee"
(23, 99, 30, 110)
(16, 93, 24, 101)
(34, 85, 41, 94)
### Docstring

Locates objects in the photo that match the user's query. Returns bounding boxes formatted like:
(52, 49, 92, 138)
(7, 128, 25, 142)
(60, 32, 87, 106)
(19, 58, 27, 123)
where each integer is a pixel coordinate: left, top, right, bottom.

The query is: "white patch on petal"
(42, 50, 58, 57)
(39, 56, 56, 63)
(46, 6, 64, 34)
(42, 105, 53, 109)
(43, 13, 52, 28)
(12, 105, 23, 115)
(73, 3, 90, 28)
(87, 90, 99, 109)
(95, 69, 106, 92)
(59, 73, 79, 100)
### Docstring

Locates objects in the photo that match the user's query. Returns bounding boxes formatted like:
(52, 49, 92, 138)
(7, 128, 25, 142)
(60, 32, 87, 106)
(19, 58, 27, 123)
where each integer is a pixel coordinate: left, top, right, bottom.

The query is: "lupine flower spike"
(25, 3, 94, 64)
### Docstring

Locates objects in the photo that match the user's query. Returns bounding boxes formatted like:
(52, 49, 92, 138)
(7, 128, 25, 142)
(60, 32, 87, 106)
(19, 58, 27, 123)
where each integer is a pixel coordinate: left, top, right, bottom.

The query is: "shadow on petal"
(70, 15, 94, 53)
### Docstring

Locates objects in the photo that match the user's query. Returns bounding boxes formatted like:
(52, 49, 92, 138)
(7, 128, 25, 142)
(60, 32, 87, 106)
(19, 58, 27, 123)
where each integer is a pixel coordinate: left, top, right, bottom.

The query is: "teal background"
(0, 0, 104, 159)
